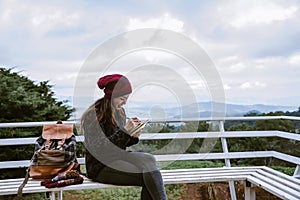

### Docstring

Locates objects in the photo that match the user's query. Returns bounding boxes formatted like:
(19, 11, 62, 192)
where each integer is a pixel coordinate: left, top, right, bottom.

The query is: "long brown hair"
(81, 98, 125, 135)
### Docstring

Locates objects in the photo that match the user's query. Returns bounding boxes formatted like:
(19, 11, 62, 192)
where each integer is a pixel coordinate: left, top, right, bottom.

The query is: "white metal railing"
(0, 115, 299, 127)
(1, 116, 299, 167)
(0, 116, 300, 200)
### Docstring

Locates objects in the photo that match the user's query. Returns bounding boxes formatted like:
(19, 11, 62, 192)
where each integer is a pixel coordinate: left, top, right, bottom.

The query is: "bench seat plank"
(261, 166, 300, 186)
(256, 168, 300, 192)
(247, 175, 299, 200)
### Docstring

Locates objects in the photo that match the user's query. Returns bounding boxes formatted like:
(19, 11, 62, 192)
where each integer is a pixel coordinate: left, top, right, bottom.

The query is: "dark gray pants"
(95, 152, 167, 200)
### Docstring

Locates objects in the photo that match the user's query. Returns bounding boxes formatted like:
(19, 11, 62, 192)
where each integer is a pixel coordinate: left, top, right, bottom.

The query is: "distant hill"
(125, 101, 298, 119)
(68, 96, 298, 120)
(198, 102, 297, 117)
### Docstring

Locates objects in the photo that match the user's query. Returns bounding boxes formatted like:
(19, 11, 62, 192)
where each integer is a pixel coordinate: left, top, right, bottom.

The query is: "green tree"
(178, 121, 208, 132)
(253, 112, 298, 165)
(0, 68, 74, 124)
(177, 121, 216, 153)
(226, 110, 298, 166)
(0, 67, 74, 178)
(285, 107, 300, 117)
(254, 112, 294, 132)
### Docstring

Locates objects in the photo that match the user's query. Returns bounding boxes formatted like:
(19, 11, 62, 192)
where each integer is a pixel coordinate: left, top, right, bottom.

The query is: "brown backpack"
(18, 121, 79, 197)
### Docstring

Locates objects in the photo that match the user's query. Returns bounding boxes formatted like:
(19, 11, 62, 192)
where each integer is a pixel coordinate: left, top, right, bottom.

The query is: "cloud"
(220, 56, 238, 62)
(196, 0, 300, 59)
(288, 52, 300, 66)
(217, 0, 299, 28)
(127, 13, 184, 32)
(189, 80, 206, 90)
(0, 1, 80, 37)
(228, 62, 247, 72)
(1, 0, 300, 107)
(240, 81, 266, 89)
(224, 84, 231, 90)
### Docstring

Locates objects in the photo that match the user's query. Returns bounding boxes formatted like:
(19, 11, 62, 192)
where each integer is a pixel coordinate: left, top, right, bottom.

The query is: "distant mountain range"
(125, 101, 298, 119)
(205, 102, 297, 117)
(66, 95, 298, 120)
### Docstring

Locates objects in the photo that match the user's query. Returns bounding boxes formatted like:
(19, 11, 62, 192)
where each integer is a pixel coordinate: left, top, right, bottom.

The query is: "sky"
(1, 0, 300, 116)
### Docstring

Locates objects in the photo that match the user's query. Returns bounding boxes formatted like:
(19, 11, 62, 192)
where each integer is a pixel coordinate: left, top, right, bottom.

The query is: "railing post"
(219, 120, 237, 200)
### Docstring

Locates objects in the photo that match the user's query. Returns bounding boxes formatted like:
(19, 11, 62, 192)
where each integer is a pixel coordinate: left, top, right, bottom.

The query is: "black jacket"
(82, 108, 139, 179)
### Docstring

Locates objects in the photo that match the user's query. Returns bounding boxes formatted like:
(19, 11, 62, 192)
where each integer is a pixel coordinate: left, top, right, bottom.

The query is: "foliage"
(178, 121, 209, 132)
(227, 123, 254, 131)
(0, 193, 46, 200)
(132, 121, 211, 154)
(0, 67, 74, 139)
(159, 160, 225, 170)
(226, 110, 299, 166)
(0, 67, 74, 124)
(270, 166, 295, 176)
(254, 113, 295, 132)
(0, 67, 74, 178)
(284, 107, 300, 116)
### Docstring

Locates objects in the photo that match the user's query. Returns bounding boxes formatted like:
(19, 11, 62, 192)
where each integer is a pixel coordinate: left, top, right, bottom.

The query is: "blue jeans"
(94, 152, 167, 200)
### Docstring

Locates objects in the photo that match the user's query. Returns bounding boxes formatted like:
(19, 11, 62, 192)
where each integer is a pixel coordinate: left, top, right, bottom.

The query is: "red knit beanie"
(97, 74, 132, 98)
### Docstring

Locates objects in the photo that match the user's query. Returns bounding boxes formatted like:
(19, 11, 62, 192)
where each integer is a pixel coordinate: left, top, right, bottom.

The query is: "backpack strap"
(17, 168, 30, 198)
(57, 138, 65, 150)
(44, 139, 51, 150)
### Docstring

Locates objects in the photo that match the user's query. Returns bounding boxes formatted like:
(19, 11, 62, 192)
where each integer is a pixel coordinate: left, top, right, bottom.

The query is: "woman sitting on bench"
(81, 74, 167, 200)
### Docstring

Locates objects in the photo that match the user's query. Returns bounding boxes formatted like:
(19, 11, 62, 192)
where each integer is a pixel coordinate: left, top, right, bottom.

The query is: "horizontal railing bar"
(154, 151, 273, 162)
(1, 130, 299, 146)
(139, 131, 277, 140)
(219, 116, 300, 121)
(272, 151, 300, 165)
(0, 160, 30, 169)
(0, 121, 78, 128)
(0, 137, 36, 146)
(2, 151, 298, 169)
(275, 131, 300, 141)
(0, 151, 275, 169)
(1, 116, 300, 128)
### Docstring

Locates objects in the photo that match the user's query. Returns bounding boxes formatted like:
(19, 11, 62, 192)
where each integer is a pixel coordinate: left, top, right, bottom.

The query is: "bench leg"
(47, 191, 63, 200)
(293, 165, 300, 179)
(244, 181, 256, 200)
(58, 190, 63, 200)
(45, 191, 56, 200)
(228, 180, 237, 200)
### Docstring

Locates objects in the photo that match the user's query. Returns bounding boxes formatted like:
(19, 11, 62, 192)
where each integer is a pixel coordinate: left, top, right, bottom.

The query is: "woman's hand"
(124, 117, 141, 138)
(124, 118, 135, 133)
(131, 129, 142, 138)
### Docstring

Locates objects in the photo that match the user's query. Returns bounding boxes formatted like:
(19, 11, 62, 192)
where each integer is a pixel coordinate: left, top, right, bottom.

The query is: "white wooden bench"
(1, 166, 299, 200)
(0, 116, 300, 200)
